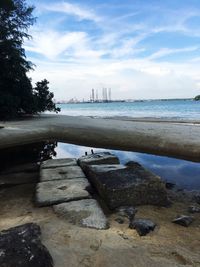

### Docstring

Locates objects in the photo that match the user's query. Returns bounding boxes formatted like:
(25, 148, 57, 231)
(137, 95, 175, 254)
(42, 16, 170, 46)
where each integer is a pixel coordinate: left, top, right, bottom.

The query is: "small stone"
(194, 194, 200, 205)
(165, 182, 175, 189)
(129, 219, 156, 236)
(0, 223, 53, 267)
(188, 205, 200, 213)
(116, 206, 137, 220)
(115, 218, 124, 224)
(172, 215, 194, 227)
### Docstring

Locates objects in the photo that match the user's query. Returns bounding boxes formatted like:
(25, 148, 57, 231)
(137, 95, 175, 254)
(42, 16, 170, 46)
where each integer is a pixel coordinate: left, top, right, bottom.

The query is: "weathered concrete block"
(41, 158, 77, 169)
(78, 152, 119, 170)
(40, 165, 85, 182)
(85, 162, 168, 209)
(54, 199, 109, 230)
(36, 178, 91, 207)
(0, 223, 53, 267)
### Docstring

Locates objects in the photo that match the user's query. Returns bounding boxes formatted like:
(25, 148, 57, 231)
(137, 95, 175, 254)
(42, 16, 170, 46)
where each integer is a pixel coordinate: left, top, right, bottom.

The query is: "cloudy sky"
(25, 0, 200, 101)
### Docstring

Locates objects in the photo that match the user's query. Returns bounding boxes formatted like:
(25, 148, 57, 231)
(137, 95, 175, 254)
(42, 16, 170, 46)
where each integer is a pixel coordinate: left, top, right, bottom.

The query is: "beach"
(0, 114, 200, 267)
(0, 170, 200, 267)
(0, 114, 200, 162)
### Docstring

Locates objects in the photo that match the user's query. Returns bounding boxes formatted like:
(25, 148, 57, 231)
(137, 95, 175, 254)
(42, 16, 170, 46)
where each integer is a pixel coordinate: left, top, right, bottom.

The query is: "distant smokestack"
(105, 88, 108, 101)
(109, 88, 111, 101)
(92, 89, 95, 102)
(96, 89, 98, 101)
(102, 88, 105, 101)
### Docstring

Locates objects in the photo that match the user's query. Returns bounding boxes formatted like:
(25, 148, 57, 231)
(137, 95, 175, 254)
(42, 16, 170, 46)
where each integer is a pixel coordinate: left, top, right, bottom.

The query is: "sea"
(53, 99, 200, 190)
(56, 99, 200, 120)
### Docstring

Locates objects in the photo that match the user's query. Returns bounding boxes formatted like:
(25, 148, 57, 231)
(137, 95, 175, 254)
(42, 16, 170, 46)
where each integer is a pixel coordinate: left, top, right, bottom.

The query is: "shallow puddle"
(55, 142, 200, 191)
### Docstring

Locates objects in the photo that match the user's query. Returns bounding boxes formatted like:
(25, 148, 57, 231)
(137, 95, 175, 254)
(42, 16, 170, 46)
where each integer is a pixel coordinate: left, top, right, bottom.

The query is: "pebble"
(129, 219, 156, 236)
(172, 215, 194, 227)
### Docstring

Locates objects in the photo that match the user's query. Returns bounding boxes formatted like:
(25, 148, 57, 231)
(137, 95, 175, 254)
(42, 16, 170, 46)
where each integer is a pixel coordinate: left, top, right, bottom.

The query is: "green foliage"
(0, 0, 60, 119)
(33, 79, 61, 113)
(194, 95, 200, 101)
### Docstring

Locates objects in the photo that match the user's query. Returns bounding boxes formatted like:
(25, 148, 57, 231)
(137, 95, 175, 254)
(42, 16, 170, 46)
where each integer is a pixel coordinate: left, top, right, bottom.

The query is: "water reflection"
(55, 142, 200, 191)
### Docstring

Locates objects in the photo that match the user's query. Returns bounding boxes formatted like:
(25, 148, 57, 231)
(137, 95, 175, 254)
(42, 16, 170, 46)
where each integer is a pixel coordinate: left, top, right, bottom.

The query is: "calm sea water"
(56, 143, 200, 191)
(55, 99, 200, 190)
(57, 99, 200, 119)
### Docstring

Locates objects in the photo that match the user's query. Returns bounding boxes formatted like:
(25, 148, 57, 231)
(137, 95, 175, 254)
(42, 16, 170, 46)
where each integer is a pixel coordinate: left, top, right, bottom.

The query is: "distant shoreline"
(56, 98, 194, 104)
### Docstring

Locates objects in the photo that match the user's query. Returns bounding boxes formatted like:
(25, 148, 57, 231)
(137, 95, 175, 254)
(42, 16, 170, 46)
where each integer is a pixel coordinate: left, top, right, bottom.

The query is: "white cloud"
(148, 46, 199, 60)
(25, 30, 89, 60)
(25, 1, 200, 101)
(39, 1, 101, 22)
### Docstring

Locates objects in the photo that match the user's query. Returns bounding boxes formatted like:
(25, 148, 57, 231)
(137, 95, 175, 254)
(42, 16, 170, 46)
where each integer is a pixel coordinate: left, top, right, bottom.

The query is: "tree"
(33, 79, 60, 113)
(0, 0, 60, 119)
(194, 95, 200, 101)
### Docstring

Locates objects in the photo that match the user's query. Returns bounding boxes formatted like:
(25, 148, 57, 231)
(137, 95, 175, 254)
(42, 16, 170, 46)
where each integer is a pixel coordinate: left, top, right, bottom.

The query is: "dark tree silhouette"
(0, 0, 60, 119)
(194, 95, 200, 101)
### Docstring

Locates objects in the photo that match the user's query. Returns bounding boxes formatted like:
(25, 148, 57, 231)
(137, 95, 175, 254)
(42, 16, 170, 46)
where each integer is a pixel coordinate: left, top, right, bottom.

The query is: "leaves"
(0, 0, 60, 119)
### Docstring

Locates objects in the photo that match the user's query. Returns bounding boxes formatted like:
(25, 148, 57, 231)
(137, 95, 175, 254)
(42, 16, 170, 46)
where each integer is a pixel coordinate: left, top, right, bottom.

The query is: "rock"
(35, 178, 91, 207)
(115, 218, 124, 224)
(78, 152, 119, 170)
(0, 223, 53, 267)
(54, 199, 109, 230)
(172, 215, 194, 227)
(165, 182, 176, 190)
(40, 165, 85, 182)
(129, 219, 156, 236)
(84, 162, 168, 209)
(194, 194, 200, 205)
(41, 158, 77, 169)
(188, 205, 200, 213)
(116, 206, 137, 220)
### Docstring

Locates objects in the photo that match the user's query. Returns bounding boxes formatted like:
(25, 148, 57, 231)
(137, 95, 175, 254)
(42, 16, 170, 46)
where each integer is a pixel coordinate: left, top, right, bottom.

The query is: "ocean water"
(56, 143, 200, 191)
(54, 99, 200, 190)
(57, 99, 200, 119)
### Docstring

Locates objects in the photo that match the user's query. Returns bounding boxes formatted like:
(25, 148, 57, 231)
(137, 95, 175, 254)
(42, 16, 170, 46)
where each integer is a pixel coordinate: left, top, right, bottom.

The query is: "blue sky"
(25, 0, 200, 100)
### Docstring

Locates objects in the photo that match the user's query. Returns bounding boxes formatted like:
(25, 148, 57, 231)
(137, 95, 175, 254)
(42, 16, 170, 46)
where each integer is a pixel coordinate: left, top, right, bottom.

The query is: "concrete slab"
(78, 152, 119, 170)
(84, 162, 168, 209)
(35, 178, 91, 207)
(54, 199, 109, 230)
(40, 165, 85, 182)
(41, 158, 77, 169)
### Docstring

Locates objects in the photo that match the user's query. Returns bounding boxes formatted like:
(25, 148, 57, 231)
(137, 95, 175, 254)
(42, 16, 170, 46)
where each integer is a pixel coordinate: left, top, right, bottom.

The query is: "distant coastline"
(56, 98, 193, 104)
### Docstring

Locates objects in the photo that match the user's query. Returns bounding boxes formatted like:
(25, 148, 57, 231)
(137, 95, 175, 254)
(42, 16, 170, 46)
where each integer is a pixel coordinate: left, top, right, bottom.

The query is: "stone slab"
(40, 165, 85, 182)
(85, 161, 168, 209)
(35, 178, 91, 207)
(78, 152, 120, 170)
(54, 199, 109, 230)
(41, 158, 77, 169)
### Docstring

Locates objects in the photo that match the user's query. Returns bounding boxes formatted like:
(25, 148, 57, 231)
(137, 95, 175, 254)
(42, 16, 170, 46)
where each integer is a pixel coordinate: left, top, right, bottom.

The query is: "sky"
(25, 0, 200, 101)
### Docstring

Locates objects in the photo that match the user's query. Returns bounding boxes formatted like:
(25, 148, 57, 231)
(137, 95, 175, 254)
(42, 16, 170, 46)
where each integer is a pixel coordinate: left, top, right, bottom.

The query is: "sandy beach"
(0, 115, 200, 162)
(0, 180, 200, 267)
(0, 116, 200, 266)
